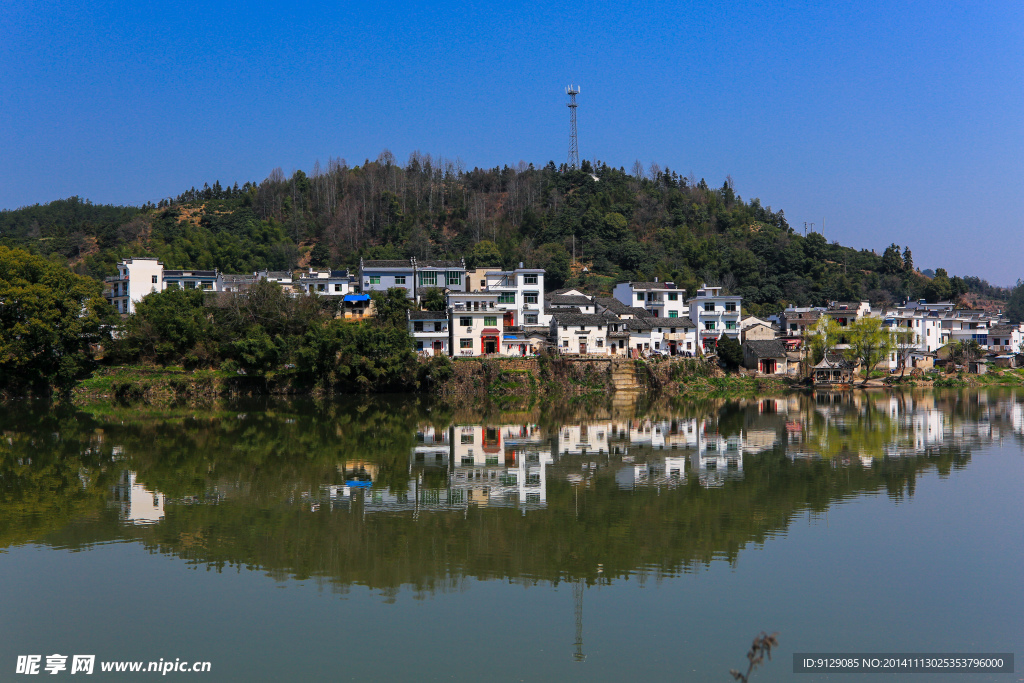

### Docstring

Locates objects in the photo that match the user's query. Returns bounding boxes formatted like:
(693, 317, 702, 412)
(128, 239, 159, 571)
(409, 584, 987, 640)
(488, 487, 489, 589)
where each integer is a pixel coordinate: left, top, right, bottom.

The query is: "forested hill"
(0, 155, 1010, 315)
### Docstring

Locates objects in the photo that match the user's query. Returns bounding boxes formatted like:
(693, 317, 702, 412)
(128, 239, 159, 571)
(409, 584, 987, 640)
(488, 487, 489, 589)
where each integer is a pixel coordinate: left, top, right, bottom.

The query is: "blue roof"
(344, 294, 371, 302)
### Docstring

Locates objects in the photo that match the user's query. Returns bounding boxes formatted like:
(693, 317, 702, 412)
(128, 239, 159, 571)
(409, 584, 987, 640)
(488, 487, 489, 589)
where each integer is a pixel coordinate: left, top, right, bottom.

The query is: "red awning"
(481, 328, 501, 336)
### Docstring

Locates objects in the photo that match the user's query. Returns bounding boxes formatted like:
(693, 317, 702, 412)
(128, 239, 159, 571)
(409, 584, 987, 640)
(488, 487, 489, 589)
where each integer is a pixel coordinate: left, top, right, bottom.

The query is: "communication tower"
(566, 84, 580, 169)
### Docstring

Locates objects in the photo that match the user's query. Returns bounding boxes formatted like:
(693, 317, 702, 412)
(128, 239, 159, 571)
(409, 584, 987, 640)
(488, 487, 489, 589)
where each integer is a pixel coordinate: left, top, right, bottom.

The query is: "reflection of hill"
(2, 389, 1020, 592)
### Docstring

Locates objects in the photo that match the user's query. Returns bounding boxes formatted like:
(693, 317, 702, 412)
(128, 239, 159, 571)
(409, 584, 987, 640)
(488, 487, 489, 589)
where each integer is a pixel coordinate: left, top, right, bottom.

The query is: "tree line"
(2, 154, 1014, 318)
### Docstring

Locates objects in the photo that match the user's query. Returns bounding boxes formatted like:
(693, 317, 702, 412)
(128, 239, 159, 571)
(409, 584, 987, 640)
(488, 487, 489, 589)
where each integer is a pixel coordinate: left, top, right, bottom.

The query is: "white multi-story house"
(408, 310, 450, 356)
(415, 258, 467, 298)
(688, 283, 742, 353)
(612, 279, 687, 319)
(448, 291, 504, 355)
(105, 257, 165, 314)
(481, 266, 548, 327)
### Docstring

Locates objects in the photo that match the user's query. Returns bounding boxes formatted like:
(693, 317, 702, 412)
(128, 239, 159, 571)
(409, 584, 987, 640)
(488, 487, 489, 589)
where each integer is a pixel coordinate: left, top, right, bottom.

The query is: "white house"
(296, 269, 353, 296)
(105, 257, 165, 314)
(408, 310, 450, 356)
(482, 266, 548, 327)
(688, 283, 742, 353)
(612, 279, 687, 319)
(448, 291, 504, 356)
(549, 312, 612, 355)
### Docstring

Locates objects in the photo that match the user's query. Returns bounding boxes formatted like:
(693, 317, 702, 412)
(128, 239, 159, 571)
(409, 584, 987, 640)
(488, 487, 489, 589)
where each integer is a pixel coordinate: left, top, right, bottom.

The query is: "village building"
(549, 312, 612, 355)
(359, 259, 415, 298)
(408, 310, 449, 357)
(743, 340, 790, 375)
(415, 258, 467, 298)
(448, 291, 503, 356)
(220, 273, 260, 293)
(612, 279, 687, 319)
(296, 268, 353, 296)
(688, 283, 742, 353)
(547, 293, 597, 315)
(105, 257, 164, 314)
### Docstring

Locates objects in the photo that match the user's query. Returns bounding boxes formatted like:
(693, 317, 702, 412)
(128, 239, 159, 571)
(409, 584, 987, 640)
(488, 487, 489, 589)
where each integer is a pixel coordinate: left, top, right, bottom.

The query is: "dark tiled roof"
(362, 260, 411, 269)
(989, 325, 1014, 336)
(548, 295, 594, 306)
(744, 340, 788, 358)
(164, 270, 218, 277)
(409, 310, 448, 320)
(550, 312, 610, 327)
(595, 297, 631, 314)
(627, 318, 653, 331)
(665, 317, 695, 328)
(329, 270, 349, 278)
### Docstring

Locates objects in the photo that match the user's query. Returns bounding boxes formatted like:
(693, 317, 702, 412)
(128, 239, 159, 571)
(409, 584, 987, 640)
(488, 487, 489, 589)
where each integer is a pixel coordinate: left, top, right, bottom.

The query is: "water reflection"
(2, 389, 1022, 590)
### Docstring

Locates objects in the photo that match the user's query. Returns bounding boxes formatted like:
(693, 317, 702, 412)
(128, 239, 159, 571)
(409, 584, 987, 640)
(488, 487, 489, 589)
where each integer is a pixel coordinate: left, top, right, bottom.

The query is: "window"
(596, 339, 604, 347)
(447, 271, 461, 286)
(670, 328, 676, 334)
(416, 341, 423, 351)
(636, 293, 644, 301)
(669, 311, 678, 318)
(705, 321, 716, 330)
(419, 271, 437, 286)
(524, 274, 538, 284)
(704, 302, 715, 312)
(668, 293, 678, 301)
(498, 292, 515, 304)
(369, 276, 380, 285)
(460, 338, 472, 349)
(523, 292, 538, 304)
(317, 284, 325, 292)
(151, 275, 158, 283)
(414, 321, 423, 332)
(461, 433, 475, 444)
(185, 281, 196, 289)
(395, 276, 406, 285)
(459, 316, 472, 327)
(725, 321, 737, 330)
(724, 302, 737, 312)
(525, 314, 538, 325)
(484, 316, 497, 326)
(334, 284, 343, 292)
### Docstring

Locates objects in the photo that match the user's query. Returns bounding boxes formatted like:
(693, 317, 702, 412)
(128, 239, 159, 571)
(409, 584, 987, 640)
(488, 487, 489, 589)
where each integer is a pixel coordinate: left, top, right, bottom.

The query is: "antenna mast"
(566, 84, 580, 170)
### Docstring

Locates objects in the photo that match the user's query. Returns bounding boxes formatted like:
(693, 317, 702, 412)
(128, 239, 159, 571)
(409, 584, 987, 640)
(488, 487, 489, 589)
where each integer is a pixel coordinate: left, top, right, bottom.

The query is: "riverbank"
(59, 358, 1024, 405)
(68, 357, 801, 404)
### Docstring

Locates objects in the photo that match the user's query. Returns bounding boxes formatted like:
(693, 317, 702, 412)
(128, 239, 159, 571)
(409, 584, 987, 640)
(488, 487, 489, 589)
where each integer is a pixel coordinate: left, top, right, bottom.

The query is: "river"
(1, 389, 1021, 681)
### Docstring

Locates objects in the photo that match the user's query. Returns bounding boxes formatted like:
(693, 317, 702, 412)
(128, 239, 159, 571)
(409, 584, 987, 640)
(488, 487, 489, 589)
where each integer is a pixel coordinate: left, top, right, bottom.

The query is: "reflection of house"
(450, 424, 551, 509)
(557, 424, 611, 455)
(109, 471, 165, 525)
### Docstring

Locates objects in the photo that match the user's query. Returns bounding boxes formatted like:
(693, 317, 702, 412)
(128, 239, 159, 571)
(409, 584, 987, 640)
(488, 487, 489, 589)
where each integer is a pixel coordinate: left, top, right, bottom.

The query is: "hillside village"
(107, 256, 1024, 379)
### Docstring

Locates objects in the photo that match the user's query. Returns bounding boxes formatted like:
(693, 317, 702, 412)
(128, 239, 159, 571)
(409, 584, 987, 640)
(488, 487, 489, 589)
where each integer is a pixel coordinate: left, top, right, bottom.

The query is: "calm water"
(1, 390, 1022, 682)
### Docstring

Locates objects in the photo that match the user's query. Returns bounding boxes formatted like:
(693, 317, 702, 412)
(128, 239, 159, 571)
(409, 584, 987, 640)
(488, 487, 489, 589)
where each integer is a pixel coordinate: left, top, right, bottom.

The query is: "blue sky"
(2, 0, 1021, 284)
